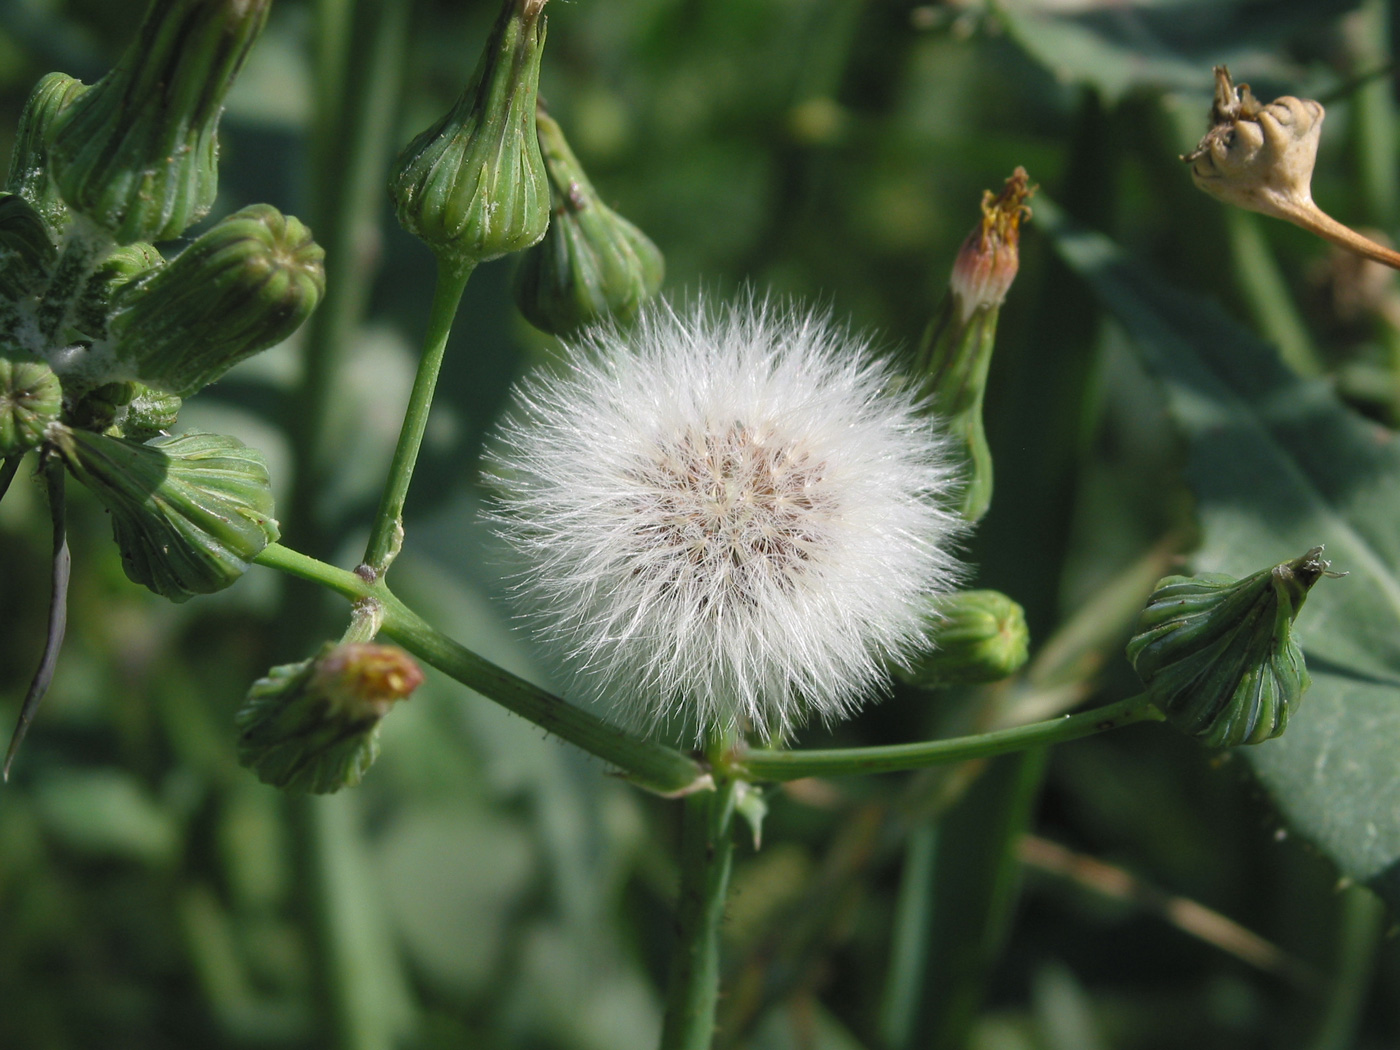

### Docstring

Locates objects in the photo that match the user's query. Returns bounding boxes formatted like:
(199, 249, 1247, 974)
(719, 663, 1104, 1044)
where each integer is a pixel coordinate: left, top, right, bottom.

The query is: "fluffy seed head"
(489, 297, 965, 744)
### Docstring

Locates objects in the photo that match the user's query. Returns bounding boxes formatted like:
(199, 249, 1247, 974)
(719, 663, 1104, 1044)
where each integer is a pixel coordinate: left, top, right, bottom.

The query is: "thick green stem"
(253, 543, 712, 797)
(659, 780, 739, 1050)
(726, 695, 1163, 782)
(361, 260, 475, 574)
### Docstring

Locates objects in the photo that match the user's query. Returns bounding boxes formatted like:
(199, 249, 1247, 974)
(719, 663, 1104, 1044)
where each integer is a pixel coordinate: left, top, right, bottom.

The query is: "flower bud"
(911, 168, 1033, 522)
(6, 72, 89, 231)
(898, 589, 1030, 688)
(1126, 547, 1339, 748)
(65, 380, 137, 432)
(390, 0, 550, 270)
(108, 204, 324, 396)
(72, 240, 164, 340)
(52, 426, 279, 602)
(117, 385, 182, 442)
(0, 356, 62, 456)
(236, 643, 424, 794)
(0, 192, 58, 300)
(46, 0, 271, 243)
(513, 108, 664, 335)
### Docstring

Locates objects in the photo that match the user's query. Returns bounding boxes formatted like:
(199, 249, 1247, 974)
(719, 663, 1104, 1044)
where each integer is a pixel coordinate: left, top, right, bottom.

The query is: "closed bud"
(66, 380, 137, 432)
(1126, 547, 1339, 748)
(898, 589, 1030, 688)
(6, 72, 89, 232)
(911, 168, 1033, 522)
(0, 193, 58, 300)
(236, 643, 424, 794)
(390, 0, 550, 270)
(513, 108, 664, 335)
(109, 204, 324, 396)
(72, 240, 164, 340)
(47, 0, 271, 243)
(0, 356, 62, 456)
(52, 426, 279, 602)
(116, 385, 182, 442)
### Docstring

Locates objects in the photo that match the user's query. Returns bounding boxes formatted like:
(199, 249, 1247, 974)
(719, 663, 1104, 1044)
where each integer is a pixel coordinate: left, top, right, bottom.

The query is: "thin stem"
(726, 695, 1163, 782)
(252, 543, 713, 797)
(659, 780, 739, 1050)
(361, 260, 475, 574)
(1287, 201, 1400, 270)
(4, 455, 70, 780)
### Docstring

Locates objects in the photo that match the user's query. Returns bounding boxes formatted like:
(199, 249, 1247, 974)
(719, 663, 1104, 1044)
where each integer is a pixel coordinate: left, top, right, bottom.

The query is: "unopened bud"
(513, 108, 664, 335)
(0, 356, 62, 456)
(117, 385, 182, 442)
(0, 193, 58, 300)
(236, 643, 424, 794)
(47, 0, 271, 243)
(911, 167, 1033, 522)
(71, 240, 164, 340)
(390, 0, 550, 270)
(53, 426, 279, 601)
(898, 589, 1030, 688)
(6, 72, 89, 232)
(1184, 66, 1400, 271)
(1126, 547, 1340, 748)
(109, 204, 324, 396)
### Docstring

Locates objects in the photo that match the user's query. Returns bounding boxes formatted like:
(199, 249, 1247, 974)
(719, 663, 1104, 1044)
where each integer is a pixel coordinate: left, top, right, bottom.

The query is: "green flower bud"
(0, 193, 58, 301)
(236, 643, 424, 794)
(898, 589, 1031, 688)
(910, 168, 1033, 523)
(1126, 547, 1338, 748)
(66, 380, 137, 432)
(72, 240, 164, 340)
(390, 0, 550, 270)
(6, 72, 90, 232)
(47, 0, 271, 243)
(109, 204, 324, 396)
(513, 108, 664, 335)
(52, 426, 279, 602)
(116, 385, 182, 442)
(0, 356, 62, 456)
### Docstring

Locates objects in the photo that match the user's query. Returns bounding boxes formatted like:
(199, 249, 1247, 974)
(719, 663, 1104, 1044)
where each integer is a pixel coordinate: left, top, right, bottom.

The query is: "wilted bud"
(46, 0, 271, 243)
(1183, 67, 1400, 271)
(0, 356, 62, 456)
(1126, 547, 1339, 748)
(72, 240, 164, 340)
(6, 72, 89, 231)
(109, 204, 324, 396)
(911, 168, 1033, 522)
(236, 643, 424, 794)
(898, 589, 1030, 688)
(52, 426, 279, 601)
(390, 0, 550, 270)
(0, 193, 58, 300)
(513, 107, 664, 335)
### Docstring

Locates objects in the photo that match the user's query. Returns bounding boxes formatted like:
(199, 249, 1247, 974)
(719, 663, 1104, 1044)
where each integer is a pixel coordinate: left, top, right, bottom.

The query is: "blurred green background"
(3, 0, 1400, 1047)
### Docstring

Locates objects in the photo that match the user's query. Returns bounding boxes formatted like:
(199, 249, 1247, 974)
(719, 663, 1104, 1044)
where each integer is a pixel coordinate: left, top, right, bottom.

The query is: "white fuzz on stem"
(489, 297, 966, 745)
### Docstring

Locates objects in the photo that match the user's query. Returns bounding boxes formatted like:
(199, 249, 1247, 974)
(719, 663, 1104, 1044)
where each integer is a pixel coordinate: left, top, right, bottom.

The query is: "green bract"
(46, 0, 271, 243)
(513, 108, 664, 335)
(1126, 547, 1333, 748)
(899, 589, 1030, 688)
(0, 356, 61, 456)
(6, 72, 89, 232)
(0, 193, 57, 301)
(390, 0, 550, 270)
(53, 427, 279, 602)
(236, 643, 424, 794)
(73, 241, 164, 340)
(109, 204, 325, 397)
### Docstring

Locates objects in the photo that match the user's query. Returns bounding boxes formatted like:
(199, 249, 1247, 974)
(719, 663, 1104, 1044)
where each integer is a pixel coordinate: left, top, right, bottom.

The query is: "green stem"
(659, 780, 739, 1050)
(727, 695, 1163, 782)
(253, 543, 712, 797)
(361, 260, 475, 575)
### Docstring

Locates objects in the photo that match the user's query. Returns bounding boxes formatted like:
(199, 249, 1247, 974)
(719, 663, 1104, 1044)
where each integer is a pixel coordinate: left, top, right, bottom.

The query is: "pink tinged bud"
(949, 166, 1033, 322)
(310, 643, 426, 718)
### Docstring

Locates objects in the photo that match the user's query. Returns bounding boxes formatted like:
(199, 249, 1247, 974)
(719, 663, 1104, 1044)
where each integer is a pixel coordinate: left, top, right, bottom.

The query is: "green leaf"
(1039, 198, 1400, 907)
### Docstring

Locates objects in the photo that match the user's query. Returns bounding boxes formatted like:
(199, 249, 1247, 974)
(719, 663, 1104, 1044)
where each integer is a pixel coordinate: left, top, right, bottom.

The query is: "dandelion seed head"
(488, 295, 966, 745)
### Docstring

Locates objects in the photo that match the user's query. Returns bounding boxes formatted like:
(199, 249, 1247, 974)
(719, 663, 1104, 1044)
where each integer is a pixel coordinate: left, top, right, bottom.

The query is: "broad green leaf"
(1040, 199, 1400, 907)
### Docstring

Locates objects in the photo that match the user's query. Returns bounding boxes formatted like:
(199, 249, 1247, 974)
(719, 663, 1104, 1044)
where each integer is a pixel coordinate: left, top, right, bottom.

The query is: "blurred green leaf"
(1042, 199, 1400, 907)
(34, 768, 178, 864)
